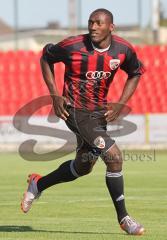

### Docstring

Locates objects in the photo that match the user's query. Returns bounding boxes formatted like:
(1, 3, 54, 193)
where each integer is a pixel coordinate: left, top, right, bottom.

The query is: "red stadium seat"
(0, 47, 166, 115)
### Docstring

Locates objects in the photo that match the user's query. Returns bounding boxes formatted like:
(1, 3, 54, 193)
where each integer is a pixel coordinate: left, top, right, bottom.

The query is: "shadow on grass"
(0, 225, 124, 235)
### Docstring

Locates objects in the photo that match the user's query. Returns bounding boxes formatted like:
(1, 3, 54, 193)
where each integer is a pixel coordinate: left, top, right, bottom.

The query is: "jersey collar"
(91, 42, 111, 53)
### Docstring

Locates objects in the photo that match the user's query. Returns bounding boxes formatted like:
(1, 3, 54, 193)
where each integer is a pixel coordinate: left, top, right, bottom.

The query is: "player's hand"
(52, 96, 69, 121)
(104, 103, 123, 122)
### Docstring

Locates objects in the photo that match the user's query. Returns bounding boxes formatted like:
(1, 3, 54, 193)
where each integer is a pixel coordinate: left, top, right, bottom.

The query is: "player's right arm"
(40, 44, 69, 121)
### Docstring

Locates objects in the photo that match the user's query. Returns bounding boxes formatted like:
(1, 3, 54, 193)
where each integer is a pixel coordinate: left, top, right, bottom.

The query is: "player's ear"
(110, 23, 115, 32)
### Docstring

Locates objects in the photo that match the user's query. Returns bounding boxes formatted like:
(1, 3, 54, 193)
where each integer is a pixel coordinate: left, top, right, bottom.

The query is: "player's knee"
(78, 166, 93, 176)
(74, 150, 98, 176)
(74, 161, 94, 176)
(105, 159, 122, 172)
(74, 160, 96, 176)
(106, 163, 122, 172)
(102, 148, 123, 172)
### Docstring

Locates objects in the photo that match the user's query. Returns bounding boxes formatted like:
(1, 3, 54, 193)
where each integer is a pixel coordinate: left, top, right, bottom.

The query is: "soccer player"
(21, 8, 145, 235)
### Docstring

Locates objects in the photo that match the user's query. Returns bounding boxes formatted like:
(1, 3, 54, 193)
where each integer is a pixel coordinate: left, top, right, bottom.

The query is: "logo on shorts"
(109, 59, 120, 70)
(94, 136, 105, 149)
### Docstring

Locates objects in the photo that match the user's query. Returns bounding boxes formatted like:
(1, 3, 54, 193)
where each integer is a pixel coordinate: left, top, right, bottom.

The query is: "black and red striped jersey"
(42, 34, 145, 110)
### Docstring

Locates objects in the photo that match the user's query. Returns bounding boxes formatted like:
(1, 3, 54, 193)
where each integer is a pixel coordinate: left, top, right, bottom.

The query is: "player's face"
(88, 12, 114, 48)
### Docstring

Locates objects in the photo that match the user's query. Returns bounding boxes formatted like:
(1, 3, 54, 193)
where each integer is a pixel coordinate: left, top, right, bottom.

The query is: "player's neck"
(91, 35, 112, 50)
(91, 42, 110, 52)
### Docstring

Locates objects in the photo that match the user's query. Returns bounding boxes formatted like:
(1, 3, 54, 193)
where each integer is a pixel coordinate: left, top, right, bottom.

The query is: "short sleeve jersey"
(42, 34, 145, 110)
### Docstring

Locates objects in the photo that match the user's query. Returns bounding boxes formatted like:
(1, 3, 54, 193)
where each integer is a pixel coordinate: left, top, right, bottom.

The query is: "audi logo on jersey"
(86, 71, 111, 80)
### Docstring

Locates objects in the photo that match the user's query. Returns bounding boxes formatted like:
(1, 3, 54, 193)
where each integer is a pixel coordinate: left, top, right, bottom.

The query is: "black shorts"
(65, 106, 115, 157)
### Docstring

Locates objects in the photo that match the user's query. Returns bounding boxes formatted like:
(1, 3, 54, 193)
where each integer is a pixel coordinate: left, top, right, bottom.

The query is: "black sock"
(37, 160, 79, 192)
(106, 171, 128, 223)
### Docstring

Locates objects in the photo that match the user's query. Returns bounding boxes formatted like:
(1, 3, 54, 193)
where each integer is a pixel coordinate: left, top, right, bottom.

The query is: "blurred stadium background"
(0, 0, 167, 152)
(0, 1, 167, 240)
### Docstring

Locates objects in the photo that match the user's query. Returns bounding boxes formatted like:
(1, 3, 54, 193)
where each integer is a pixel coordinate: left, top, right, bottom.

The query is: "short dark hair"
(90, 8, 113, 23)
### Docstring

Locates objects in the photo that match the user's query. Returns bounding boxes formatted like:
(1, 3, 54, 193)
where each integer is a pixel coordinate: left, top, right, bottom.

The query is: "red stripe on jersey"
(60, 35, 84, 48)
(118, 53, 126, 64)
(85, 52, 98, 110)
(97, 53, 112, 105)
(112, 35, 135, 52)
(70, 52, 83, 108)
(139, 65, 146, 74)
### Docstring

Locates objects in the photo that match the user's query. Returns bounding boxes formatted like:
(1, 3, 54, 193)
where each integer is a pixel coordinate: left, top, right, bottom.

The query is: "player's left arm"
(105, 48, 145, 122)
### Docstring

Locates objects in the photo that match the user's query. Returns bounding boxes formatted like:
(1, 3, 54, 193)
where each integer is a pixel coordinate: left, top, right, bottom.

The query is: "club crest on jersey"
(109, 59, 120, 70)
(94, 136, 105, 149)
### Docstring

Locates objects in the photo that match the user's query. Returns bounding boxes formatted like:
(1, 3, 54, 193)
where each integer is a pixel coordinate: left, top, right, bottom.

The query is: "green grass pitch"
(0, 150, 166, 240)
